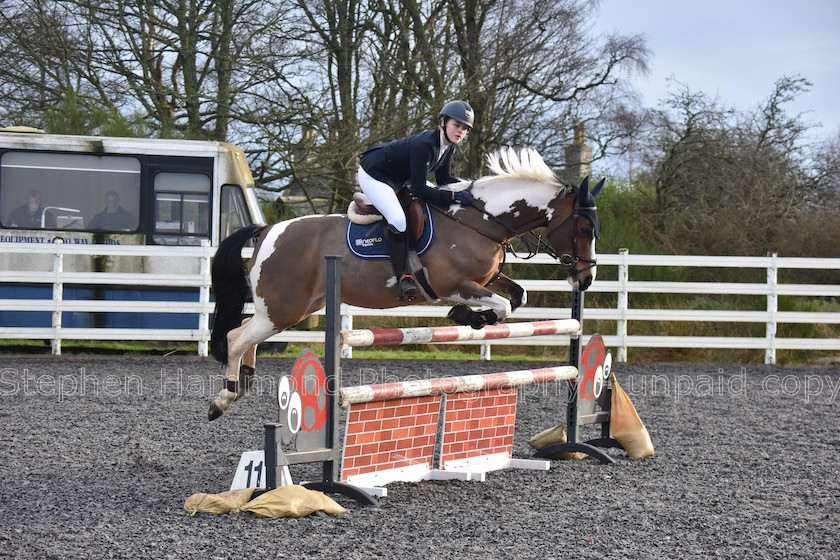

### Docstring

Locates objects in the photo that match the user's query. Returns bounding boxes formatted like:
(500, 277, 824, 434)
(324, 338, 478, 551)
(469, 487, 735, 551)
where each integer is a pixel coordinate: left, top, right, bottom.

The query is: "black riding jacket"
(360, 129, 461, 206)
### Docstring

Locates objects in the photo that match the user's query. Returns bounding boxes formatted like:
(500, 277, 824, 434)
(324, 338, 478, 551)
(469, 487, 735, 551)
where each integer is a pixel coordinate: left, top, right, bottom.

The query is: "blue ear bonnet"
(576, 177, 604, 239)
(578, 196, 600, 239)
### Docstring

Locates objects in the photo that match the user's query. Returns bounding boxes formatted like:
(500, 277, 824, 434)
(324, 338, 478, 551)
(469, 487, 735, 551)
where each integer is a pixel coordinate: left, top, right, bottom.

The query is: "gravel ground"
(0, 355, 837, 559)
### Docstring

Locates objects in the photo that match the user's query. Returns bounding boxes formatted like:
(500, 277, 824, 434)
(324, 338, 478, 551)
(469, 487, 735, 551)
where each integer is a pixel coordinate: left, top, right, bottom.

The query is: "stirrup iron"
(398, 273, 418, 301)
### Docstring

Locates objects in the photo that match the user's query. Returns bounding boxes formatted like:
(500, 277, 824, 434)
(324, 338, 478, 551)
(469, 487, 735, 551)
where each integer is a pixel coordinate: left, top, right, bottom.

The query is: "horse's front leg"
(239, 342, 257, 393)
(445, 280, 513, 330)
(484, 273, 527, 311)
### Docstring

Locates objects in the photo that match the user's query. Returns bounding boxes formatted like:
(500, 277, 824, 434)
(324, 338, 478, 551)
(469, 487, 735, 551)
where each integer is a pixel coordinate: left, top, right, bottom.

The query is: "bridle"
(544, 199, 598, 276)
(431, 185, 598, 277)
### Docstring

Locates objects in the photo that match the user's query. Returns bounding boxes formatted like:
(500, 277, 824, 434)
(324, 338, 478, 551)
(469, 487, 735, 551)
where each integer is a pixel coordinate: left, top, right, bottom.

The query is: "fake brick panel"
(341, 395, 441, 481)
(439, 388, 518, 470)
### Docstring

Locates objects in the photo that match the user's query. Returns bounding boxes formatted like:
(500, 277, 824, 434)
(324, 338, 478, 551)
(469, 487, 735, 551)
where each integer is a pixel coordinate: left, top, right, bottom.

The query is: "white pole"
(480, 340, 491, 361)
(617, 248, 629, 362)
(198, 239, 211, 357)
(766, 253, 778, 365)
(51, 238, 64, 356)
(340, 303, 353, 359)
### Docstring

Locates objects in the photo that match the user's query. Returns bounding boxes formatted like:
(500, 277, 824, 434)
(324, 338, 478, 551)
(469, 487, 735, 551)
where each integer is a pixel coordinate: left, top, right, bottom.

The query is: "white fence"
(1, 243, 838, 363)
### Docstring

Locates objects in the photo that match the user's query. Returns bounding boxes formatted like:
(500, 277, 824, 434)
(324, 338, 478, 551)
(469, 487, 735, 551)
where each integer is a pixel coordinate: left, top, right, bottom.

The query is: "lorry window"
(0, 151, 140, 231)
(153, 171, 210, 245)
(220, 184, 252, 239)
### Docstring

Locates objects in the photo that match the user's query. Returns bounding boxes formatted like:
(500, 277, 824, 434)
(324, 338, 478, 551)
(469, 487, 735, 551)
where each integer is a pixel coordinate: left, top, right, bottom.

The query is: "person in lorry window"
(6, 190, 55, 228)
(87, 191, 136, 231)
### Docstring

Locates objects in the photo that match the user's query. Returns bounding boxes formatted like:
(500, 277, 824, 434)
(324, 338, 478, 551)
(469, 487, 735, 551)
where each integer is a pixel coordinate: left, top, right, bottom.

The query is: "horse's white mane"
(481, 147, 562, 186)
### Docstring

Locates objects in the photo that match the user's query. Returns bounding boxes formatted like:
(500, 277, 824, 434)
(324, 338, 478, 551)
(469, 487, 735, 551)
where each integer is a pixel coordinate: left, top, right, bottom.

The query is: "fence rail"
(1, 243, 838, 363)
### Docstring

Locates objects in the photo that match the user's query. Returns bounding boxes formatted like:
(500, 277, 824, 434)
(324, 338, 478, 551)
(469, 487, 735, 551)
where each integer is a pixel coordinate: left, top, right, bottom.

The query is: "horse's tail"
(210, 224, 267, 364)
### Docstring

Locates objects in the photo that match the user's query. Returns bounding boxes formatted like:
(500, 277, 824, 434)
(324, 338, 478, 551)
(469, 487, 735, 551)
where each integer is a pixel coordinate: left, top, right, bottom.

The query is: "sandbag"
(527, 424, 587, 460)
(240, 485, 346, 518)
(183, 488, 255, 516)
(610, 373, 655, 458)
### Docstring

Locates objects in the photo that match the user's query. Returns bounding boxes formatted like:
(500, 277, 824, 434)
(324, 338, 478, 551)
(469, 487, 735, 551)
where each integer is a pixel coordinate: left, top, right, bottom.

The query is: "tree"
(811, 129, 840, 209)
(70, 0, 295, 140)
(436, 0, 650, 176)
(0, 0, 299, 139)
(639, 77, 819, 255)
(0, 0, 104, 127)
(0, 0, 650, 212)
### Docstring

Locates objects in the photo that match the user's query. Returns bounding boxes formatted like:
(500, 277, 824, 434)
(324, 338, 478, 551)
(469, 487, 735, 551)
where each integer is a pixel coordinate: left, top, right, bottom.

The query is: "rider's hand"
(453, 191, 475, 206)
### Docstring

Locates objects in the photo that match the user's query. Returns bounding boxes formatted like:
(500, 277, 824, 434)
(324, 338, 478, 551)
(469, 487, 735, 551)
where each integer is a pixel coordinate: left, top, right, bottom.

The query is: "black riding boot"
(384, 225, 419, 301)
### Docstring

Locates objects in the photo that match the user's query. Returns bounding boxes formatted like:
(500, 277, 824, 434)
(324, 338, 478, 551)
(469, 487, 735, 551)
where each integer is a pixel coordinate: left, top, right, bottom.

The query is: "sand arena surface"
(1, 356, 837, 559)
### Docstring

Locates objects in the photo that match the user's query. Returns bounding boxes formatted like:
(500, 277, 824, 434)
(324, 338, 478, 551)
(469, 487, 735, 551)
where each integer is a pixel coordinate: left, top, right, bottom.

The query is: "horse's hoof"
(208, 402, 225, 421)
(482, 309, 501, 326)
(446, 304, 473, 326)
(469, 309, 499, 330)
(469, 316, 488, 330)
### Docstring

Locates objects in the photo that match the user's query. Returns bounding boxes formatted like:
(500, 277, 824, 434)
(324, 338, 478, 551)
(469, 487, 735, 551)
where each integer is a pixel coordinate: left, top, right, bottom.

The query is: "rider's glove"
(453, 191, 475, 206)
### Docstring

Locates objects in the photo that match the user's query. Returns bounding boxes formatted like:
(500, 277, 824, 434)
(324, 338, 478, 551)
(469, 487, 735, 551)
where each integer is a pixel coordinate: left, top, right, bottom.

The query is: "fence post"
(480, 340, 491, 361)
(617, 248, 629, 362)
(565, 289, 584, 445)
(765, 252, 778, 365)
(51, 238, 64, 356)
(197, 240, 211, 357)
(322, 256, 342, 483)
(340, 304, 353, 358)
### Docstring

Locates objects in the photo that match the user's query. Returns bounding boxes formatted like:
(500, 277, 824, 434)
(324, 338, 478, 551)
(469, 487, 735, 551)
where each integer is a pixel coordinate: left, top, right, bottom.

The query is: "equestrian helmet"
(439, 100, 474, 129)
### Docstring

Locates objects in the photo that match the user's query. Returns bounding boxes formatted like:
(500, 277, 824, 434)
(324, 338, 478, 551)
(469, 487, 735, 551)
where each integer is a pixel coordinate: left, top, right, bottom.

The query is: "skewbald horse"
(208, 147, 604, 420)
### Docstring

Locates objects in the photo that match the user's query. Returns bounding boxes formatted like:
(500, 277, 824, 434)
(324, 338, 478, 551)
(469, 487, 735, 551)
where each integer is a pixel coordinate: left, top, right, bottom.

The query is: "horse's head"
(546, 176, 604, 291)
(468, 148, 603, 291)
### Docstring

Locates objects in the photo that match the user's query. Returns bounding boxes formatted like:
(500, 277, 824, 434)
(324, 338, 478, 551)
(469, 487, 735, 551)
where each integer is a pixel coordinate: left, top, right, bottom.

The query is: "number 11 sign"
(230, 451, 265, 490)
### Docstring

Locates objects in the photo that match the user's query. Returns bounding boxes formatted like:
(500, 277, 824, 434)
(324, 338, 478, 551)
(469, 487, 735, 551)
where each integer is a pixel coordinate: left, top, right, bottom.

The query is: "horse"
(207, 147, 604, 420)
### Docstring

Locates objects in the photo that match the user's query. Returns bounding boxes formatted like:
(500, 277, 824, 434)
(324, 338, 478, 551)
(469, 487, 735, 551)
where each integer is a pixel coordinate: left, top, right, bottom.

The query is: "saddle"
(348, 190, 427, 245)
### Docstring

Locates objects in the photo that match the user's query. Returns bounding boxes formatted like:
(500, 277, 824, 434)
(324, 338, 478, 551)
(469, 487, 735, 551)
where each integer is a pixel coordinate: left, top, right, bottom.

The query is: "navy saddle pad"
(346, 203, 435, 259)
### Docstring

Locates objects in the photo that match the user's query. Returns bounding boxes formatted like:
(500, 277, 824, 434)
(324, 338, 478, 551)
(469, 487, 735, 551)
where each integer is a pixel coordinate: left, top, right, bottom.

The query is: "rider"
(358, 100, 476, 301)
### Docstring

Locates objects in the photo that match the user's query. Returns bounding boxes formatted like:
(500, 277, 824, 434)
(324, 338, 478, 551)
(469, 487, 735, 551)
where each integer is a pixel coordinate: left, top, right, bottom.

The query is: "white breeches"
(358, 165, 407, 232)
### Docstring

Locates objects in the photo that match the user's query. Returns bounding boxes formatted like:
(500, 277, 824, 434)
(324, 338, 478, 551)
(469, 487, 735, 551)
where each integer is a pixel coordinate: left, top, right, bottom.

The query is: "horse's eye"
(579, 227, 593, 238)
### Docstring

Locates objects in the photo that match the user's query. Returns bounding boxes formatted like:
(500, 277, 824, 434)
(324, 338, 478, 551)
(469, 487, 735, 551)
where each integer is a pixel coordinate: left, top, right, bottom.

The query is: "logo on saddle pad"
(346, 203, 435, 259)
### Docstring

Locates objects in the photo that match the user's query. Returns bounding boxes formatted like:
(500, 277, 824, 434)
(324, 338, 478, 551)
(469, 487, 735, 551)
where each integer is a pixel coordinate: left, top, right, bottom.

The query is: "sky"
(593, 0, 840, 142)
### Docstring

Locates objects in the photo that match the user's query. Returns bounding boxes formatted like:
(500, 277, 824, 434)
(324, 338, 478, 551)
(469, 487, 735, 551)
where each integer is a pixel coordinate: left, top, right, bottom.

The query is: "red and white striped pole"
(341, 318, 580, 348)
(339, 365, 578, 406)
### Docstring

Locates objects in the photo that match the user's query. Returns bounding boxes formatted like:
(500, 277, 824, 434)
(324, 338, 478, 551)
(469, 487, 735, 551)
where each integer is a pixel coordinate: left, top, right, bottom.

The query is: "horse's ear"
(591, 177, 606, 198)
(577, 176, 590, 204)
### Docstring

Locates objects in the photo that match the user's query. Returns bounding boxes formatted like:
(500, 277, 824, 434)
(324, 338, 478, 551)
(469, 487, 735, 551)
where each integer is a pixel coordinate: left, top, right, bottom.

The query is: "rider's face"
(443, 118, 470, 145)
